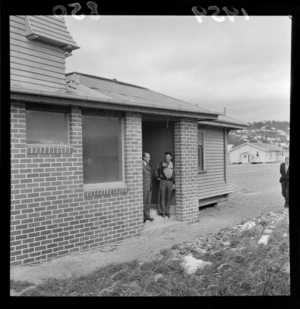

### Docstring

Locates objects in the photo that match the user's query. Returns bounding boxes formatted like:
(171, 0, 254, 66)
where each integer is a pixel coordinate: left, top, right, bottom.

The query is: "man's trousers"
(158, 179, 173, 216)
(143, 190, 152, 219)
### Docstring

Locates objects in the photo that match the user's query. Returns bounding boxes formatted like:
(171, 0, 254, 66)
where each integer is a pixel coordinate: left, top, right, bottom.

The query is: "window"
(198, 130, 205, 171)
(26, 108, 69, 144)
(82, 112, 123, 185)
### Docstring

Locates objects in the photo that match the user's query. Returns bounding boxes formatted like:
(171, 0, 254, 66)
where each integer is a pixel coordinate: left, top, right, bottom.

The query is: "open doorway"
(142, 119, 175, 210)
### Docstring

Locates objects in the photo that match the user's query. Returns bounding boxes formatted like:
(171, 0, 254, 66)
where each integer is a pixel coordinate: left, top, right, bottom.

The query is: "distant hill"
(228, 121, 290, 148)
(247, 121, 290, 131)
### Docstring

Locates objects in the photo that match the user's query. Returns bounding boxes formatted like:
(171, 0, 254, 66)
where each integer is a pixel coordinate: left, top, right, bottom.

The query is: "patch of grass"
(18, 211, 290, 296)
(10, 280, 34, 292)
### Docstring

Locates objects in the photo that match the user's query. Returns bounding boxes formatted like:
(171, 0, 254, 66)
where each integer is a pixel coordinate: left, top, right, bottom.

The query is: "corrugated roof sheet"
(214, 114, 249, 126)
(66, 72, 219, 116)
(198, 114, 248, 128)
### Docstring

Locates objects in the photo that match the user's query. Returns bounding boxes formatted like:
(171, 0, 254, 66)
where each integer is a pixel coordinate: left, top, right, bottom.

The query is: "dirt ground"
(10, 162, 285, 285)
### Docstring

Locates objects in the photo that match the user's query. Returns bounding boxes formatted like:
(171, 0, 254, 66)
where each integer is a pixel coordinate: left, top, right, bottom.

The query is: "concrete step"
(142, 208, 183, 236)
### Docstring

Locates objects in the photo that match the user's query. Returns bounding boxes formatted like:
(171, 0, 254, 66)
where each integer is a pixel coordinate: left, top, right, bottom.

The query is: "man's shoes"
(166, 213, 171, 218)
(148, 218, 154, 222)
(144, 217, 154, 222)
(162, 214, 166, 218)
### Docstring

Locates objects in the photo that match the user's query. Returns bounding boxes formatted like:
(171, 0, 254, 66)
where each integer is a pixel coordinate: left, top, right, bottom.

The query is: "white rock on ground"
(263, 228, 274, 235)
(283, 262, 290, 274)
(239, 221, 256, 231)
(181, 255, 212, 275)
(194, 248, 207, 255)
(154, 274, 164, 282)
(258, 235, 270, 245)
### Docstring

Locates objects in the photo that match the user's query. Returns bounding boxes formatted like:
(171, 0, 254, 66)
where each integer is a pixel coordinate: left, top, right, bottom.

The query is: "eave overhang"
(10, 88, 220, 120)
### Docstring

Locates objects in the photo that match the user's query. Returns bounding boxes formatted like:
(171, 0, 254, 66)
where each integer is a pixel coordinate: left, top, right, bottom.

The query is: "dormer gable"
(10, 15, 79, 93)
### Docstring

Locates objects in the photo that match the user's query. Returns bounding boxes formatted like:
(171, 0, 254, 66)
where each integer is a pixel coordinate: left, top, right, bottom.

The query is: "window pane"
(26, 110, 69, 144)
(82, 114, 123, 184)
(198, 131, 203, 146)
(198, 146, 203, 170)
(198, 131, 204, 170)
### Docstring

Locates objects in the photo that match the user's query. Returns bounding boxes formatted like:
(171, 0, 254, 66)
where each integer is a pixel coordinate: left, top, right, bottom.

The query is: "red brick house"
(10, 15, 247, 266)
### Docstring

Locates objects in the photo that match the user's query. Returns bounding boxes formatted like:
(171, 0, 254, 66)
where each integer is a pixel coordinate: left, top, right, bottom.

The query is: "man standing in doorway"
(280, 156, 289, 208)
(155, 151, 175, 218)
(142, 153, 154, 223)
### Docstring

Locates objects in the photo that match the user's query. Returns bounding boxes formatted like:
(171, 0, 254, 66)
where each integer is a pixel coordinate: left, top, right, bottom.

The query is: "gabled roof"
(198, 114, 248, 129)
(65, 72, 220, 119)
(250, 143, 285, 151)
(229, 142, 285, 153)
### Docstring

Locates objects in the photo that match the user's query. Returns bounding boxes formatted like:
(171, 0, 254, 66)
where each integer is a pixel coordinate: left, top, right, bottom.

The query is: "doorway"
(241, 152, 249, 164)
(142, 119, 175, 207)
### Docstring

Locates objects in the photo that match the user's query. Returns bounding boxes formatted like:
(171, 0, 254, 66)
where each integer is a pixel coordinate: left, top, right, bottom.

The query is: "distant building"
(229, 142, 288, 164)
(227, 144, 234, 152)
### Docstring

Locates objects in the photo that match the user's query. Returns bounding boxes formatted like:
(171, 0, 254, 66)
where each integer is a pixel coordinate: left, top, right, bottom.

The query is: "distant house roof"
(229, 142, 285, 153)
(251, 143, 284, 151)
(64, 72, 220, 119)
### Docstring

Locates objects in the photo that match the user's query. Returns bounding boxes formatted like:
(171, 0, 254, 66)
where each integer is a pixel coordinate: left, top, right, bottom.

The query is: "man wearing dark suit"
(142, 152, 154, 223)
(280, 156, 289, 208)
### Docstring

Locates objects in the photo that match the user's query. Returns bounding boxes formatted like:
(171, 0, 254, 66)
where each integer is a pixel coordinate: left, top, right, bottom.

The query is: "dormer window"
(24, 16, 79, 52)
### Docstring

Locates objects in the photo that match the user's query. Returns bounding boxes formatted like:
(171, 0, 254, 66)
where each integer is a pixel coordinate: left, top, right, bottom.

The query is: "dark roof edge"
(198, 121, 247, 130)
(10, 88, 219, 120)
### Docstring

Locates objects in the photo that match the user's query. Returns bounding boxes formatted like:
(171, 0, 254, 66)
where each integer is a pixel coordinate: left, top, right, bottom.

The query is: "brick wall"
(10, 102, 143, 266)
(174, 118, 199, 222)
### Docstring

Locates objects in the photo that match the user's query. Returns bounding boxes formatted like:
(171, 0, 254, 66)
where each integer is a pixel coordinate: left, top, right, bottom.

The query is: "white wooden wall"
(229, 144, 268, 163)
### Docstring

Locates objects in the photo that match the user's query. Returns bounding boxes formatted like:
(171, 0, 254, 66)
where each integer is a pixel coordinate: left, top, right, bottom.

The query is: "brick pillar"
(174, 118, 199, 222)
(10, 102, 27, 265)
(124, 113, 143, 234)
(69, 107, 84, 191)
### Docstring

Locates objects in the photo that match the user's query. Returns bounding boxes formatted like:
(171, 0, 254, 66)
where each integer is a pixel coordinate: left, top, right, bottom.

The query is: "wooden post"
(224, 128, 228, 183)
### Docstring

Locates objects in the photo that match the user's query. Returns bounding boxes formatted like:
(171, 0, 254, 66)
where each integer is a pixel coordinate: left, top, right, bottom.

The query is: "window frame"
(198, 129, 206, 173)
(25, 104, 70, 146)
(81, 109, 125, 189)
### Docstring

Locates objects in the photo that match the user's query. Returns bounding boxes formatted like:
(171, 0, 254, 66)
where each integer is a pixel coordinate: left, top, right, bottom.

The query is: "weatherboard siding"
(10, 15, 67, 93)
(197, 127, 234, 200)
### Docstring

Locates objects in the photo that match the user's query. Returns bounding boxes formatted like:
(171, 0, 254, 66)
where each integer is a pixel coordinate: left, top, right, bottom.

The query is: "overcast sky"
(65, 16, 291, 123)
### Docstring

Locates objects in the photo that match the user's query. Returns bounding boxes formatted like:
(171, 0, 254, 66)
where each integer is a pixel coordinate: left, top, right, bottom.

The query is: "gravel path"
(10, 163, 285, 285)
